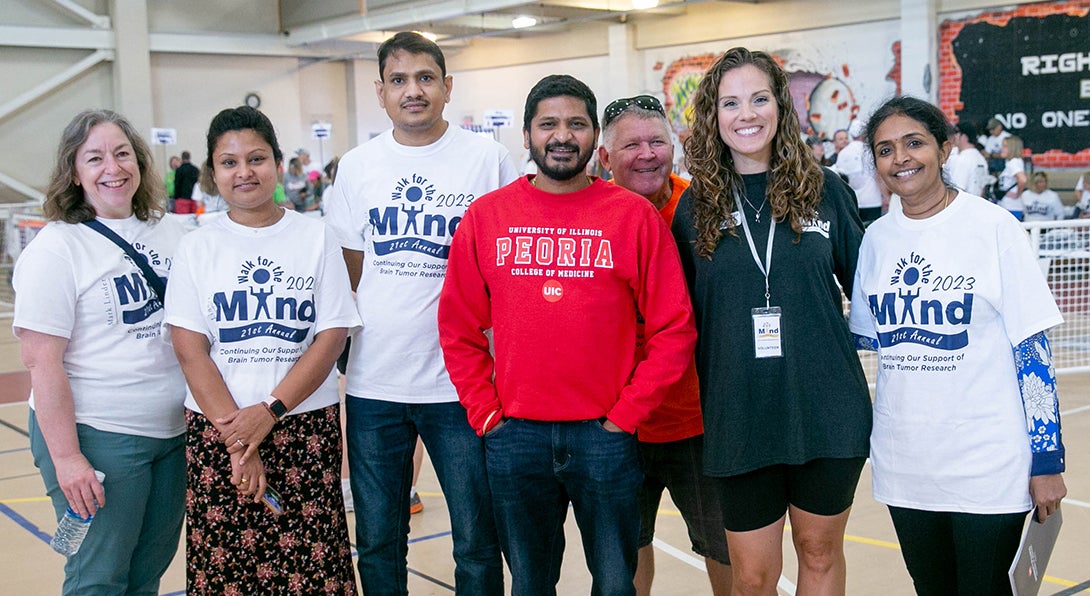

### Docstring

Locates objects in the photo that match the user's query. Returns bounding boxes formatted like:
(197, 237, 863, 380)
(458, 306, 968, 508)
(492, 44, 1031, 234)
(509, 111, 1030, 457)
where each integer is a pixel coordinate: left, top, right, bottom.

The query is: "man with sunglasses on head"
(438, 75, 696, 594)
(598, 94, 733, 596)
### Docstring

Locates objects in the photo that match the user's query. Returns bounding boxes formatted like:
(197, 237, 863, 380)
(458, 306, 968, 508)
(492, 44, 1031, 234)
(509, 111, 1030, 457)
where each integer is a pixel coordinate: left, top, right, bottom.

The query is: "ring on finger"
(236, 439, 245, 447)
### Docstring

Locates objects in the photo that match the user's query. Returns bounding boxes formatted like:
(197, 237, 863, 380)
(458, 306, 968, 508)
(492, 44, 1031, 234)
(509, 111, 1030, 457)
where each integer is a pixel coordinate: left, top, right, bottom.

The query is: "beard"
(529, 139, 595, 182)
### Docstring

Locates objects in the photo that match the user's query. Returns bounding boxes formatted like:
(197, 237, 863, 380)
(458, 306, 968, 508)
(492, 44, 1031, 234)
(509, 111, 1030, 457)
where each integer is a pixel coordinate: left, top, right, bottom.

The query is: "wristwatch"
(263, 395, 287, 420)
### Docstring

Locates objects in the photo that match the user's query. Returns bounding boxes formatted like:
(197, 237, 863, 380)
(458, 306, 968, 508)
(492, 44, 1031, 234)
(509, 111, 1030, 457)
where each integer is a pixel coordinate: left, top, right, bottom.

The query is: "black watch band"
(268, 398, 288, 419)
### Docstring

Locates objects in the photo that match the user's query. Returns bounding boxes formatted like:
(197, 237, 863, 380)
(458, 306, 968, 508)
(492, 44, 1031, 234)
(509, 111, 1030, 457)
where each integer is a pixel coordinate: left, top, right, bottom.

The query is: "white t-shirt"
(981, 130, 1011, 156)
(997, 158, 1025, 212)
(1075, 175, 1090, 214)
(324, 125, 518, 403)
(1021, 189, 1064, 221)
(13, 216, 187, 438)
(946, 147, 988, 198)
(849, 192, 1063, 514)
(165, 210, 360, 414)
(832, 140, 883, 209)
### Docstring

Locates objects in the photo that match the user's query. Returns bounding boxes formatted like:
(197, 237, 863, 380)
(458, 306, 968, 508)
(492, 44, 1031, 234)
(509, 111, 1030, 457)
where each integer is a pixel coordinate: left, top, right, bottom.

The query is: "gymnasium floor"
(0, 319, 1087, 594)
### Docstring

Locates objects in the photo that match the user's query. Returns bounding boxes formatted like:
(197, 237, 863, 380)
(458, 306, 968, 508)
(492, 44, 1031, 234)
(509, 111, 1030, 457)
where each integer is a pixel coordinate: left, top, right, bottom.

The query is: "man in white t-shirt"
(946, 122, 989, 197)
(980, 117, 1011, 175)
(833, 120, 885, 224)
(324, 32, 517, 595)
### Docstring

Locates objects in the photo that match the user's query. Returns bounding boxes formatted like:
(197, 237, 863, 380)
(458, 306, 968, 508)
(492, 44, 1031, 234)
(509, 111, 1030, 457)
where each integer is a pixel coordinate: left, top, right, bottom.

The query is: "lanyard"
(735, 191, 775, 308)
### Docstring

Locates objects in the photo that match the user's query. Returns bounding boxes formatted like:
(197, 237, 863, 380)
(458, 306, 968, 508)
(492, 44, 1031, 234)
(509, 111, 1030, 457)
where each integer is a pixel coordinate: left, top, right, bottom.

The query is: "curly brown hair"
(43, 109, 165, 223)
(684, 47, 823, 258)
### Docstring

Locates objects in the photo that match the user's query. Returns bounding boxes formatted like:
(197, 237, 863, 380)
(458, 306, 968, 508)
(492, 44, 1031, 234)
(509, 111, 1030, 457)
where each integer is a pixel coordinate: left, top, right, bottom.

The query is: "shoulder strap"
(81, 220, 167, 302)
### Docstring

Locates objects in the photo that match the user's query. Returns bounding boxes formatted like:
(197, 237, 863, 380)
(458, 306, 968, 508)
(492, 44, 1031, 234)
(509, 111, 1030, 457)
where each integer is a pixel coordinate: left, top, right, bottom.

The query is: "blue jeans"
(485, 419, 643, 596)
(29, 411, 185, 596)
(345, 396, 503, 596)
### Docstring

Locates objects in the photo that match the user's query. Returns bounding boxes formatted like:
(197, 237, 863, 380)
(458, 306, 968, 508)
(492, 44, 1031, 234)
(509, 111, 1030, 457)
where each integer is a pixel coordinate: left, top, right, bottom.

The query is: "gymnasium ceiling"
(280, 0, 756, 56)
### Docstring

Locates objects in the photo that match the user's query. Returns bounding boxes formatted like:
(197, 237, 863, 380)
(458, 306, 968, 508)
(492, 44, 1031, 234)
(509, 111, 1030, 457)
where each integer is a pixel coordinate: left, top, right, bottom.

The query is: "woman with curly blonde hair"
(672, 47, 871, 594)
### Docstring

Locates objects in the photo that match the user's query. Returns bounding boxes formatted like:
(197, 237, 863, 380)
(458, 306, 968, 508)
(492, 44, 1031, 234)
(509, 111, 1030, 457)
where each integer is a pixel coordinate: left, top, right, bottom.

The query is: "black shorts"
(713, 457, 866, 532)
(637, 434, 730, 564)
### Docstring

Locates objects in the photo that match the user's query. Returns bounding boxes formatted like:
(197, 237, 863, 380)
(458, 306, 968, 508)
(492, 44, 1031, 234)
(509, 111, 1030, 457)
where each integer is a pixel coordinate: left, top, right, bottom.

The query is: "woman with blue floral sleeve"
(849, 96, 1066, 594)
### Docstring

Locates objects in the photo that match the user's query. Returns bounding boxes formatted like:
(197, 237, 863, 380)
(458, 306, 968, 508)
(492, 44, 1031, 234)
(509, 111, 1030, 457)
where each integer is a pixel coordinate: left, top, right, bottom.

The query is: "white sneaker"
(342, 478, 354, 513)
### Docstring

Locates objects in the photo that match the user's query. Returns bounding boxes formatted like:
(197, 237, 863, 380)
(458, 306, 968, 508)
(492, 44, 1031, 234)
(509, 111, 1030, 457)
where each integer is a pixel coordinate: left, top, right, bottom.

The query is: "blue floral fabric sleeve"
(854, 334, 878, 351)
(1014, 331, 1065, 476)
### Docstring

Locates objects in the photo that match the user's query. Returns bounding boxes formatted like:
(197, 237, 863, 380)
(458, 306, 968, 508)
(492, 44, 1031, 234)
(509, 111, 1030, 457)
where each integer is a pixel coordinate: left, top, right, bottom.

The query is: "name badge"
(752, 306, 783, 358)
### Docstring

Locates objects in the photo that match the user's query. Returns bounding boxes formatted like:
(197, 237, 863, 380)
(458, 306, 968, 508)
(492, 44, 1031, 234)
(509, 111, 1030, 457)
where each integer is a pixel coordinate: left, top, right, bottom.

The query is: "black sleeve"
(671, 188, 698, 299)
(822, 170, 864, 298)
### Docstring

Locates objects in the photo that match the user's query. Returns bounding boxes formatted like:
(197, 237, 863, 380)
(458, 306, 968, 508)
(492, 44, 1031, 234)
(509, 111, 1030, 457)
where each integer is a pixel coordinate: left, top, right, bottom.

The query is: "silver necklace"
(741, 193, 768, 222)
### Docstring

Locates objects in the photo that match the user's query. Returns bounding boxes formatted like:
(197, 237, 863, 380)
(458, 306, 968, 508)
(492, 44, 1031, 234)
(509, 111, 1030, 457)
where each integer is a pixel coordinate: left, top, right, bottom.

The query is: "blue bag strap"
(81, 220, 167, 302)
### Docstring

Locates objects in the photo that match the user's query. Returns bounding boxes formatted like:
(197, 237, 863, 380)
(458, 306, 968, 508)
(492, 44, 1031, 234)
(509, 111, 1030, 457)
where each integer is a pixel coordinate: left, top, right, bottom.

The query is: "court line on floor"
(1053, 579, 1090, 595)
(407, 568, 455, 591)
(1060, 404, 1090, 417)
(0, 417, 28, 438)
(783, 523, 1081, 590)
(650, 518, 801, 595)
(0, 501, 50, 545)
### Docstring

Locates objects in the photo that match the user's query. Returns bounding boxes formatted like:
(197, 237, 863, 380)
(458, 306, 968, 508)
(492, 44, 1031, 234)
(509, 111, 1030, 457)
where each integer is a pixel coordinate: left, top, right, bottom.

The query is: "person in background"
(996, 135, 1027, 220)
(674, 47, 870, 594)
(164, 155, 181, 207)
(834, 119, 884, 225)
(806, 136, 830, 167)
(191, 162, 228, 216)
(1073, 171, 1090, 218)
(282, 156, 307, 211)
(323, 31, 513, 595)
(438, 74, 696, 595)
(303, 170, 324, 215)
(851, 95, 1065, 594)
(946, 122, 988, 198)
(15, 109, 187, 595)
(1021, 172, 1064, 222)
(597, 93, 732, 595)
(827, 128, 849, 166)
(167, 106, 358, 594)
(981, 117, 1011, 176)
(172, 150, 200, 214)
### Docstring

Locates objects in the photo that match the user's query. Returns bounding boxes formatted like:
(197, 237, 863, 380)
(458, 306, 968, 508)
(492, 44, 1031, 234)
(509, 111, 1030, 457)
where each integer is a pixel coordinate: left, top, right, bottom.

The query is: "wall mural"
(940, 0, 1090, 169)
(654, 41, 900, 142)
(649, 0, 1087, 170)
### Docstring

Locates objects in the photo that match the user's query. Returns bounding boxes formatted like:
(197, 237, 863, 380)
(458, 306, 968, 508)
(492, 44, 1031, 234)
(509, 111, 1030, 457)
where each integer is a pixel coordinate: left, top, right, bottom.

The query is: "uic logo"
(542, 280, 563, 303)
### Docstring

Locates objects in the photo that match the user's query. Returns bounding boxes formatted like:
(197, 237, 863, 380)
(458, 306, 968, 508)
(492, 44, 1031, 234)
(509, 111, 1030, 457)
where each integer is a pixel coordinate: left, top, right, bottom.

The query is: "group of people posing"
(15, 30, 1066, 596)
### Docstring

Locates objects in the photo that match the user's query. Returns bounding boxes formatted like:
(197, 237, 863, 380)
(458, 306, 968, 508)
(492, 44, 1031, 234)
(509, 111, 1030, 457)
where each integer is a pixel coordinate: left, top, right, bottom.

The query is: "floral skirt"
(186, 405, 356, 595)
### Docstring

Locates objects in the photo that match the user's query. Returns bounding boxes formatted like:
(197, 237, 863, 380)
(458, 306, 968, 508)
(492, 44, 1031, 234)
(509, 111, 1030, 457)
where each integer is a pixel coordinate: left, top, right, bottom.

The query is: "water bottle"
(50, 470, 105, 556)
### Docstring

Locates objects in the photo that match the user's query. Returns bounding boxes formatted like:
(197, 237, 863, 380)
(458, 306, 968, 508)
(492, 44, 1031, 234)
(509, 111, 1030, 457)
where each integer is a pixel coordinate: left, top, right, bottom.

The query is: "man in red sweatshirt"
(438, 75, 697, 595)
(598, 94, 732, 595)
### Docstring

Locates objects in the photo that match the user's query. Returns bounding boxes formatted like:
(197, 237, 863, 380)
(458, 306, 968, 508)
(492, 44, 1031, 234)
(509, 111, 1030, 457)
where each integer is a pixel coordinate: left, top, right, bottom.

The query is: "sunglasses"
(603, 95, 665, 127)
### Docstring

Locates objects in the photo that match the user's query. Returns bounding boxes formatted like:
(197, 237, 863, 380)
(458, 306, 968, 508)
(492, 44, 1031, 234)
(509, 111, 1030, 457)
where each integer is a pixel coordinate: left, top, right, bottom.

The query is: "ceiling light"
(413, 30, 438, 41)
(631, 0, 659, 9)
(511, 15, 538, 29)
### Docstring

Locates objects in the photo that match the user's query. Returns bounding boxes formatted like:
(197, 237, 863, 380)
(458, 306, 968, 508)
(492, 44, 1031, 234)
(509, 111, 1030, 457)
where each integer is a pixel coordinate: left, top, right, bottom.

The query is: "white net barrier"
(0, 202, 44, 316)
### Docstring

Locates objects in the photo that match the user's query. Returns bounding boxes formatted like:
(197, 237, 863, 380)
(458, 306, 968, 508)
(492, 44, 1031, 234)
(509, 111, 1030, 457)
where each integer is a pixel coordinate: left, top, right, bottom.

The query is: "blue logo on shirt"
(867, 252, 973, 350)
(367, 173, 473, 259)
(114, 244, 167, 325)
(212, 257, 312, 343)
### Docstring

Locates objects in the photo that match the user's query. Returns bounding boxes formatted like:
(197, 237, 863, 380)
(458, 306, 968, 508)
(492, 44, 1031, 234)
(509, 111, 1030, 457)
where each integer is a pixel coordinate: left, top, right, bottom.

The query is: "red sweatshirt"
(438, 176, 696, 435)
